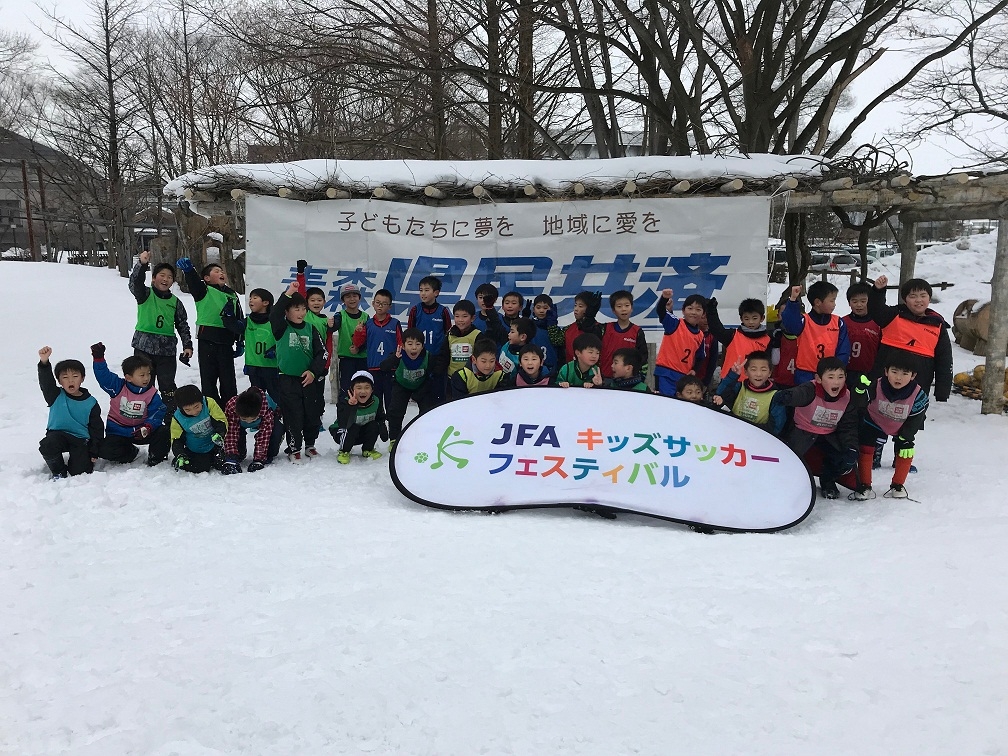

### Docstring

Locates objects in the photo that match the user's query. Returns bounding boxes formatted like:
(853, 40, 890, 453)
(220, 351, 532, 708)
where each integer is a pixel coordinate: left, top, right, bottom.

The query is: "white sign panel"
(245, 195, 770, 335)
(391, 388, 814, 532)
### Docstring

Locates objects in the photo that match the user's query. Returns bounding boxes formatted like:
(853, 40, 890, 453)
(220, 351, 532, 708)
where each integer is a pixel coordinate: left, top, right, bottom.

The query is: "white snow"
(164, 154, 828, 198)
(2, 241, 1006, 754)
(205, 232, 224, 243)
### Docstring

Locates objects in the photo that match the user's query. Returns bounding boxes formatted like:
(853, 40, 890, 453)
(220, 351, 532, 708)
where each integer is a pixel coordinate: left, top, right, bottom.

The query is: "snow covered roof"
(164, 154, 828, 200)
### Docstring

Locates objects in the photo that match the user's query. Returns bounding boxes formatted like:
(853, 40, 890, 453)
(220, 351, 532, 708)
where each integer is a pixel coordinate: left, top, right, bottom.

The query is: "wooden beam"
(424, 185, 446, 199)
(572, 182, 585, 196)
(623, 180, 637, 195)
(473, 185, 487, 198)
(372, 186, 397, 200)
(778, 177, 799, 191)
(523, 184, 537, 197)
(898, 213, 917, 285)
(325, 187, 351, 199)
(819, 177, 854, 192)
(230, 189, 245, 200)
(786, 180, 1008, 213)
(720, 178, 743, 193)
(672, 180, 691, 193)
(981, 203, 1008, 414)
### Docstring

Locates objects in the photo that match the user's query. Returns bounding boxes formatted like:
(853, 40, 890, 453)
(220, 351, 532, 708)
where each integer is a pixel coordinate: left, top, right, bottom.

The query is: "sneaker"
(50, 472, 68, 481)
(362, 449, 383, 460)
(891, 461, 918, 473)
(388, 439, 397, 452)
(305, 446, 320, 458)
(288, 450, 306, 465)
(885, 483, 909, 499)
(337, 451, 351, 464)
(848, 486, 875, 501)
(820, 481, 840, 499)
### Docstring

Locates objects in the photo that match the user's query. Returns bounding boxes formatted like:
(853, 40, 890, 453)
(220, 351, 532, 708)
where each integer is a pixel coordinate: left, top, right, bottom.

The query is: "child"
(770, 293, 801, 388)
(497, 319, 536, 378)
(292, 263, 337, 426)
(706, 296, 770, 383)
(351, 288, 402, 414)
(559, 291, 604, 363)
(333, 282, 369, 395)
(442, 300, 483, 377)
(170, 384, 227, 473)
(600, 290, 649, 380)
(604, 347, 649, 392)
(37, 346, 103, 479)
(528, 293, 560, 376)
(868, 275, 952, 402)
(654, 288, 706, 397)
(715, 351, 785, 435)
(780, 281, 850, 385)
(693, 307, 718, 388)
(407, 275, 453, 405)
(176, 257, 245, 403)
(331, 371, 388, 463)
(850, 354, 929, 500)
(502, 343, 551, 388)
(90, 343, 170, 466)
(450, 338, 505, 398)
(128, 250, 192, 407)
(472, 283, 505, 344)
(771, 357, 862, 499)
(243, 287, 279, 402)
(841, 282, 881, 389)
(380, 327, 441, 448)
(675, 374, 710, 403)
(221, 386, 285, 474)
(500, 290, 525, 331)
(271, 284, 327, 463)
(555, 332, 603, 388)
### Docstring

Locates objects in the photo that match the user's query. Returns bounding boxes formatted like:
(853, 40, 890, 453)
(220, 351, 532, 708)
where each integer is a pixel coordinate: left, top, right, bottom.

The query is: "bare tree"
(0, 28, 39, 132)
(894, 1, 1008, 166)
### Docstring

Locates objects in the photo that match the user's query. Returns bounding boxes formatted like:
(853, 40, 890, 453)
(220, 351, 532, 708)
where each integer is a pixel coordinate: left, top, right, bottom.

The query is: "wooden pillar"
(20, 160, 38, 261)
(898, 213, 917, 285)
(981, 204, 1008, 414)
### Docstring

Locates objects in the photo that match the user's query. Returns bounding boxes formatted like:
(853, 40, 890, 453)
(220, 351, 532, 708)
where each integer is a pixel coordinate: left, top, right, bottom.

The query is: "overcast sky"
(2, 0, 982, 176)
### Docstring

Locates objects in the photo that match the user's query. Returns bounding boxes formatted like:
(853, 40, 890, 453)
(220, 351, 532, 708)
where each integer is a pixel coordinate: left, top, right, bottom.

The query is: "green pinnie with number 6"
(129, 250, 193, 409)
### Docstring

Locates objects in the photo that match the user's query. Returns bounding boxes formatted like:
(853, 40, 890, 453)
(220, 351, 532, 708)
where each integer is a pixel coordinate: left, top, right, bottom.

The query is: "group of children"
(38, 252, 953, 502)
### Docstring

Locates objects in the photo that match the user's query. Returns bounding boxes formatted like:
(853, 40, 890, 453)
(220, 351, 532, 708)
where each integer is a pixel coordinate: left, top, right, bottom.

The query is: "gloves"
(897, 438, 914, 458)
(379, 422, 389, 442)
(546, 302, 559, 327)
(855, 374, 871, 394)
(706, 297, 718, 311)
(211, 433, 224, 448)
(221, 459, 242, 475)
(90, 342, 106, 361)
(297, 259, 308, 274)
(173, 453, 191, 469)
(585, 291, 603, 319)
(264, 346, 276, 361)
(841, 448, 858, 475)
(521, 298, 532, 318)
(246, 461, 266, 473)
(176, 257, 194, 274)
(132, 424, 152, 441)
(233, 341, 245, 359)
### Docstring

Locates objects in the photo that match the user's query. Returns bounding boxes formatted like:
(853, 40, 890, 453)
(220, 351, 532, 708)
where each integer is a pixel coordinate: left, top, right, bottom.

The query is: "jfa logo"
(119, 398, 146, 419)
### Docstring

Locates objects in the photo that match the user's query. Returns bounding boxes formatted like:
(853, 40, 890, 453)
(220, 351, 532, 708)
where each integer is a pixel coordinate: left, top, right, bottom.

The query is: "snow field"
(1, 243, 1006, 754)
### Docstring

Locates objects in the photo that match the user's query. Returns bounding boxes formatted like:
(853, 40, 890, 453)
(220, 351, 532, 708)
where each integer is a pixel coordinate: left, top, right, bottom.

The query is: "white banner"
(390, 388, 814, 531)
(245, 195, 770, 335)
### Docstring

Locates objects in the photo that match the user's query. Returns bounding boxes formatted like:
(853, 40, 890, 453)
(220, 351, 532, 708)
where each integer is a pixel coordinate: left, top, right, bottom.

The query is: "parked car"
(828, 254, 860, 272)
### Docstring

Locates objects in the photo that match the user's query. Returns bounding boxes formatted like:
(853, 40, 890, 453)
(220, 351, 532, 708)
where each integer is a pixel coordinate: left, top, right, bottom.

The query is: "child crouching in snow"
(170, 384, 227, 473)
(37, 346, 103, 479)
(330, 370, 388, 464)
(850, 353, 929, 500)
(221, 386, 285, 474)
(91, 342, 170, 466)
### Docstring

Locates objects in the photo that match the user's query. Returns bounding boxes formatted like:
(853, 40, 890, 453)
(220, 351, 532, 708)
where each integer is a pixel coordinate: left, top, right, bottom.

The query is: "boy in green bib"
(334, 283, 369, 396)
(129, 250, 192, 409)
(243, 287, 278, 402)
(271, 283, 327, 463)
(177, 257, 245, 404)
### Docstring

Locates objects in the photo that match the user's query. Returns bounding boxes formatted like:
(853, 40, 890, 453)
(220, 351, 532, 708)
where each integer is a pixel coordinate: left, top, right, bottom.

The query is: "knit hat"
(340, 283, 361, 300)
(350, 370, 374, 388)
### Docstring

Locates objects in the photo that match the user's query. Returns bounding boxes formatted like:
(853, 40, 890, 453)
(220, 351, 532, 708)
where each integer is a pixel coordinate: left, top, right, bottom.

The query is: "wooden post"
(898, 213, 916, 285)
(20, 160, 38, 261)
(981, 204, 1008, 414)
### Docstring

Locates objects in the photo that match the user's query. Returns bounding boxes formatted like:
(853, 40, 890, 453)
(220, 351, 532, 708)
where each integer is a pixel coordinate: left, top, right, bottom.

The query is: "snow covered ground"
(2, 240, 1006, 754)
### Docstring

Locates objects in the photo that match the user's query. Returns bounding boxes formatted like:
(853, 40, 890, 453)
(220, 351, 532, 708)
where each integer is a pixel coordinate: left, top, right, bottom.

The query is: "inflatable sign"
(390, 388, 815, 532)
